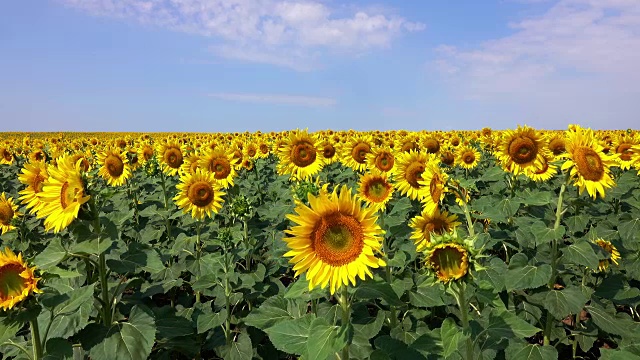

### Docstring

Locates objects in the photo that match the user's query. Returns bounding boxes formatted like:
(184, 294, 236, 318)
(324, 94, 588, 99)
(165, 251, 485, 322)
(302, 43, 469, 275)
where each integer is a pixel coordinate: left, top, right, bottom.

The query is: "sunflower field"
(0, 126, 639, 360)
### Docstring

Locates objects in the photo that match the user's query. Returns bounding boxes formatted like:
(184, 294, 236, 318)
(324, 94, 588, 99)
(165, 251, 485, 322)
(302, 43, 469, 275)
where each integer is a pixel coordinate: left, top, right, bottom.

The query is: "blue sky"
(1, 0, 639, 132)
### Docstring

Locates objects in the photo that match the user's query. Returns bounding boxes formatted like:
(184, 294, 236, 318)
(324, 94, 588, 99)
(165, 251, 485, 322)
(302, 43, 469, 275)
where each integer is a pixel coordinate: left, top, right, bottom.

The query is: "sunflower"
(277, 130, 324, 181)
(409, 207, 461, 252)
(418, 161, 449, 214)
(181, 153, 201, 175)
(284, 185, 386, 295)
(37, 156, 91, 233)
(0, 248, 41, 311)
(440, 149, 456, 167)
(174, 169, 225, 220)
(18, 161, 49, 214)
(200, 148, 238, 189)
(0, 193, 20, 235)
(561, 125, 617, 199)
(28, 149, 47, 163)
(495, 126, 548, 175)
(456, 145, 481, 170)
(422, 136, 441, 154)
(524, 155, 558, 182)
(394, 150, 432, 200)
(546, 133, 566, 159)
(156, 141, 185, 176)
(319, 139, 338, 165)
(97, 147, 131, 187)
(593, 239, 620, 272)
(357, 171, 394, 213)
(138, 142, 155, 164)
(427, 242, 469, 282)
(0, 147, 14, 165)
(612, 134, 638, 170)
(366, 146, 396, 174)
(340, 135, 373, 172)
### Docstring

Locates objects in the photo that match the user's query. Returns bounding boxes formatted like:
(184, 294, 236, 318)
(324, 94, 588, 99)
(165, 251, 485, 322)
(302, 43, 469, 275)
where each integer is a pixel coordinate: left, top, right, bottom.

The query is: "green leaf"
(284, 274, 326, 300)
(355, 279, 403, 306)
(264, 314, 315, 356)
(244, 295, 305, 330)
(0, 317, 20, 344)
(409, 275, 452, 308)
(218, 330, 253, 360)
(505, 254, 552, 291)
(505, 341, 558, 360)
(34, 238, 67, 270)
(530, 221, 565, 245)
(440, 317, 467, 359)
(306, 318, 348, 360)
(70, 236, 113, 256)
(561, 241, 600, 269)
(618, 218, 640, 244)
(88, 306, 156, 360)
(38, 284, 95, 340)
(44, 338, 73, 360)
(373, 335, 425, 360)
(585, 301, 638, 337)
(107, 244, 164, 274)
(487, 309, 541, 340)
(197, 307, 227, 334)
(601, 348, 640, 360)
(543, 287, 588, 319)
(565, 214, 590, 234)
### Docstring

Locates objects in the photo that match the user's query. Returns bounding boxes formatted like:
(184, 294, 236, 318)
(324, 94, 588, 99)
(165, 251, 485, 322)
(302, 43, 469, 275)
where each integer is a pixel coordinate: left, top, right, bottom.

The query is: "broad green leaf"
(543, 287, 588, 319)
(505, 260, 552, 291)
(38, 284, 95, 340)
(505, 341, 558, 360)
(107, 244, 164, 274)
(197, 308, 227, 334)
(440, 317, 467, 359)
(530, 221, 565, 245)
(600, 348, 640, 360)
(264, 314, 315, 356)
(88, 306, 156, 360)
(244, 295, 305, 330)
(373, 335, 425, 360)
(561, 241, 600, 269)
(70, 236, 113, 256)
(306, 318, 348, 360)
(487, 309, 540, 340)
(0, 318, 20, 344)
(355, 279, 403, 306)
(585, 301, 639, 337)
(44, 338, 73, 360)
(34, 238, 67, 270)
(565, 214, 590, 234)
(218, 330, 253, 360)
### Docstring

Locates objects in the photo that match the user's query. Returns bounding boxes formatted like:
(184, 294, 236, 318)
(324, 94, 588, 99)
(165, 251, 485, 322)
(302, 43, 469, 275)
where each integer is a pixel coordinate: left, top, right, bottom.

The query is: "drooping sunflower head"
(97, 147, 131, 187)
(156, 141, 185, 176)
(284, 184, 386, 295)
(561, 125, 617, 199)
(36, 155, 91, 233)
(456, 145, 481, 170)
(366, 146, 396, 174)
(440, 148, 456, 167)
(0, 247, 41, 311)
(409, 207, 461, 252)
(340, 135, 374, 172)
(199, 147, 238, 189)
(394, 150, 432, 200)
(357, 171, 394, 213)
(593, 239, 620, 273)
(277, 129, 324, 181)
(424, 229, 479, 283)
(174, 169, 225, 220)
(18, 161, 49, 214)
(417, 162, 449, 214)
(0, 193, 20, 235)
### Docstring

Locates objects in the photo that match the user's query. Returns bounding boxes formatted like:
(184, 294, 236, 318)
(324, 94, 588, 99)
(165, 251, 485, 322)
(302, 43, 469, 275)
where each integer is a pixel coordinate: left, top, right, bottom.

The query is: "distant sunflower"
(495, 126, 547, 175)
(18, 161, 49, 214)
(181, 153, 201, 175)
(277, 130, 324, 181)
(28, 149, 47, 163)
(174, 169, 225, 220)
(200, 148, 238, 189)
(394, 150, 431, 200)
(612, 134, 638, 170)
(256, 141, 271, 159)
(546, 133, 566, 159)
(0, 193, 20, 235)
(440, 149, 456, 167)
(97, 147, 131, 187)
(366, 146, 396, 174)
(138, 143, 155, 164)
(457, 145, 481, 170)
(561, 126, 617, 199)
(357, 171, 394, 213)
(37, 156, 91, 233)
(422, 136, 441, 154)
(340, 135, 373, 172)
(0, 148, 14, 165)
(409, 208, 461, 252)
(319, 139, 338, 165)
(418, 162, 449, 214)
(284, 185, 386, 295)
(156, 141, 184, 176)
(593, 239, 620, 272)
(0, 247, 41, 311)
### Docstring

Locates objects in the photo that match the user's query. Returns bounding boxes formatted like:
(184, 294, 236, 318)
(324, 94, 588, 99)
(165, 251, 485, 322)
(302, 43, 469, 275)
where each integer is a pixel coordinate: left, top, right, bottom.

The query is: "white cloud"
(207, 92, 337, 107)
(432, 0, 640, 128)
(58, 0, 424, 70)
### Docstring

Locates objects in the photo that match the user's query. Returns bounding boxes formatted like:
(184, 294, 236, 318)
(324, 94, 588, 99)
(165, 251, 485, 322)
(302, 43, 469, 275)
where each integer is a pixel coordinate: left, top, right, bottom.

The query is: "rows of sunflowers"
(0, 125, 639, 360)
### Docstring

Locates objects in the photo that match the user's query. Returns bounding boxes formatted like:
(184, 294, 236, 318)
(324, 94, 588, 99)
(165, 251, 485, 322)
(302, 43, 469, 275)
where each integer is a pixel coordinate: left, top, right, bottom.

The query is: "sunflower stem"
(339, 285, 350, 360)
(454, 282, 474, 360)
(29, 318, 43, 360)
(195, 220, 202, 303)
(223, 239, 232, 345)
(543, 181, 567, 346)
(159, 170, 173, 243)
(462, 198, 475, 237)
(380, 213, 397, 329)
(91, 202, 112, 327)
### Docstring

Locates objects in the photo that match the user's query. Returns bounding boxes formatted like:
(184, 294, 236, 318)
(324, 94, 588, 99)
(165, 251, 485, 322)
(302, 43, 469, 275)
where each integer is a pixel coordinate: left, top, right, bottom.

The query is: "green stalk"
(223, 240, 232, 345)
(380, 213, 397, 328)
(93, 214, 112, 326)
(461, 199, 475, 237)
(543, 182, 567, 346)
(159, 170, 173, 242)
(195, 221, 202, 303)
(29, 318, 43, 360)
(243, 219, 251, 271)
(454, 282, 473, 360)
(339, 285, 351, 360)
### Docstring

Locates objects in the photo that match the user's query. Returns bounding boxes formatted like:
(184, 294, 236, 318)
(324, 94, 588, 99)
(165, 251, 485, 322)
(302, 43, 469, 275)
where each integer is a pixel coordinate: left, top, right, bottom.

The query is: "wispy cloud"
(207, 92, 337, 107)
(58, 0, 424, 71)
(432, 0, 640, 128)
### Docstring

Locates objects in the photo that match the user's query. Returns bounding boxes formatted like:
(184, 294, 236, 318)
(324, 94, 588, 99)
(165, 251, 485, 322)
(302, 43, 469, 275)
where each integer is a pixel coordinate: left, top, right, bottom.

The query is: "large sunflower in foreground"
(174, 169, 225, 220)
(561, 126, 617, 199)
(394, 150, 432, 200)
(0, 193, 20, 235)
(277, 130, 324, 181)
(357, 171, 394, 213)
(18, 161, 49, 214)
(97, 147, 131, 187)
(0, 247, 41, 311)
(495, 126, 548, 175)
(409, 207, 461, 252)
(284, 185, 386, 295)
(37, 156, 91, 233)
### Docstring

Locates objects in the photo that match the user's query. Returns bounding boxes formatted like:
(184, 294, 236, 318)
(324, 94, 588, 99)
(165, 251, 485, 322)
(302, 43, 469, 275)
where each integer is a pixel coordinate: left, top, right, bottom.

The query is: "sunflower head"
(0, 193, 20, 235)
(174, 169, 225, 220)
(97, 147, 131, 187)
(0, 247, 41, 311)
(593, 239, 620, 273)
(357, 171, 394, 213)
(409, 207, 461, 252)
(277, 130, 324, 181)
(424, 229, 479, 283)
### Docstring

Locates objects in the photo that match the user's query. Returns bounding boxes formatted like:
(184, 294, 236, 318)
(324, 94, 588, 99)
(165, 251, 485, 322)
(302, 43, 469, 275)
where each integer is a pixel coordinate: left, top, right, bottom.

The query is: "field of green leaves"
(0, 127, 639, 360)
